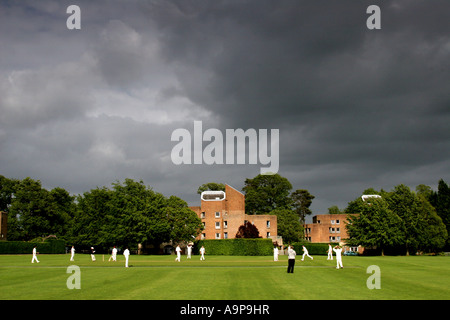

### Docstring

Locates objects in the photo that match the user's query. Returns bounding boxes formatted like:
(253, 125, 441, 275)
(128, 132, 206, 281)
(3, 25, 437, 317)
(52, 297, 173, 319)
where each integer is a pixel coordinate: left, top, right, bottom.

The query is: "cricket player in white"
(333, 245, 343, 269)
(187, 244, 192, 259)
(109, 246, 117, 261)
(90, 247, 96, 261)
(175, 245, 181, 262)
(273, 246, 279, 261)
(327, 244, 333, 260)
(301, 245, 313, 261)
(123, 248, 130, 267)
(70, 246, 75, 261)
(199, 246, 205, 260)
(31, 246, 39, 263)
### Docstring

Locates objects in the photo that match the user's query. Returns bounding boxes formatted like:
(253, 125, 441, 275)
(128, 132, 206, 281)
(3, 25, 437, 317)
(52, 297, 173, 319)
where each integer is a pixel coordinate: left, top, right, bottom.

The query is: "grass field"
(0, 253, 449, 300)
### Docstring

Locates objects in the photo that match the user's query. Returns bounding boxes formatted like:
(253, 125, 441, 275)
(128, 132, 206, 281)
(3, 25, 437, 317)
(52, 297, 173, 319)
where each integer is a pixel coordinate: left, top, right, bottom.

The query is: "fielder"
(186, 244, 192, 259)
(90, 247, 96, 261)
(199, 245, 205, 261)
(175, 245, 181, 262)
(109, 246, 117, 261)
(70, 246, 75, 261)
(301, 245, 313, 261)
(123, 247, 130, 267)
(31, 246, 40, 263)
(333, 245, 343, 269)
(327, 244, 333, 260)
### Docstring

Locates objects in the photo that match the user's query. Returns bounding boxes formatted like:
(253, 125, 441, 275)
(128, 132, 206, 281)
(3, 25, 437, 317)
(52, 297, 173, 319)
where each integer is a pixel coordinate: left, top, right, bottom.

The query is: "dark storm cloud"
(148, 0, 449, 126)
(0, 0, 449, 215)
(146, 0, 450, 211)
(147, 1, 369, 124)
(0, 0, 192, 194)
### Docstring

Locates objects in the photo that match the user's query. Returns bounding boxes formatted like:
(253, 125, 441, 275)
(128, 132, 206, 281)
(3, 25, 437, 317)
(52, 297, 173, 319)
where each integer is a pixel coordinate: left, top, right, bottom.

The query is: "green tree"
(291, 189, 315, 223)
(197, 182, 226, 194)
(416, 194, 447, 253)
(109, 179, 162, 247)
(165, 195, 203, 244)
(73, 179, 170, 248)
(434, 179, 450, 249)
(383, 184, 447, 254)
(269, 208, 303, 244)
(49, 187, 75, 241)
(327, 205, 343, 215)
(71, 179, 203, 250)
(346, 197, 403, 255)
(71, 186, 113, 246)
(416, 184, 433, 201)
(0, 175, 19, 212)
(346, 185, 448, 254)
(7, 178, 73, 241)
(345, 188, 382, 214)
(384, 184, 422, 255)
(242, 173, 292, 215)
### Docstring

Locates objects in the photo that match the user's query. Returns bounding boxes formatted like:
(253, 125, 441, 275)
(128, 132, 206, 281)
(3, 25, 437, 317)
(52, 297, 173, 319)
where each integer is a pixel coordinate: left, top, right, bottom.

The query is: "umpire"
(287, 245, 297, 273)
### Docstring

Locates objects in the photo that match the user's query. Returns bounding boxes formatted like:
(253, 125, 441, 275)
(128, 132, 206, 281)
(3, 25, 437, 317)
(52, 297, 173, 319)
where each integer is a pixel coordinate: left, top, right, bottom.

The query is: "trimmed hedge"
(194, 239, 274, 256)
(0, 239, 65, 254)
(291, 242, 330, 255)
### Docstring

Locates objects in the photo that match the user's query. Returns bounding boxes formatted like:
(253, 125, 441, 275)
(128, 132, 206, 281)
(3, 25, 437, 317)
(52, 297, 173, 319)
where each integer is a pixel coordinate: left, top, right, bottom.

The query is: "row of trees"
(0, 176, 202, 250)
(2, 172, 448, 254)
(345, 181, 449, 254)
(200, 176, 450, 253)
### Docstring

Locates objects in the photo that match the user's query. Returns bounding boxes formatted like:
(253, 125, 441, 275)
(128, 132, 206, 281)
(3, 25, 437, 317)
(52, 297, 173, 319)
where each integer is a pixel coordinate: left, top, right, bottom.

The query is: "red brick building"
(189, 184, 277, 241)
(303, 213, 363, 254)
(303, 214, 352, 243)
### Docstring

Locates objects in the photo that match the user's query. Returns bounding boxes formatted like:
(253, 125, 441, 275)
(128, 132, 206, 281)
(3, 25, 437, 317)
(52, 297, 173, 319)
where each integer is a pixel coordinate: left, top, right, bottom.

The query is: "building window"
(266, 232, 271, 238)
(202, 222, 205, 229)
(215, 211, 220, 218)
(331, 220, 335, 224)
(223, 221, 228, 229)
(329, 227, 335, 233)
(201, 233, 205, 240)
(215, 222, 220, 229)
(336, 228, 340, 233)
(266, 220, 270, 228)
(224, 232, 228, 239)
(215, 233, 220, 239)
(336, 219, 340, 224)
(201, 212, 205, 219)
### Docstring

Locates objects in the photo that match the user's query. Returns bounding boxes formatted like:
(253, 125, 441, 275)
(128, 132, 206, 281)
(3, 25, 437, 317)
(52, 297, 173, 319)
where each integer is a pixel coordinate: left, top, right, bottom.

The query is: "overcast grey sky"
(1, 0, 449, 219)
